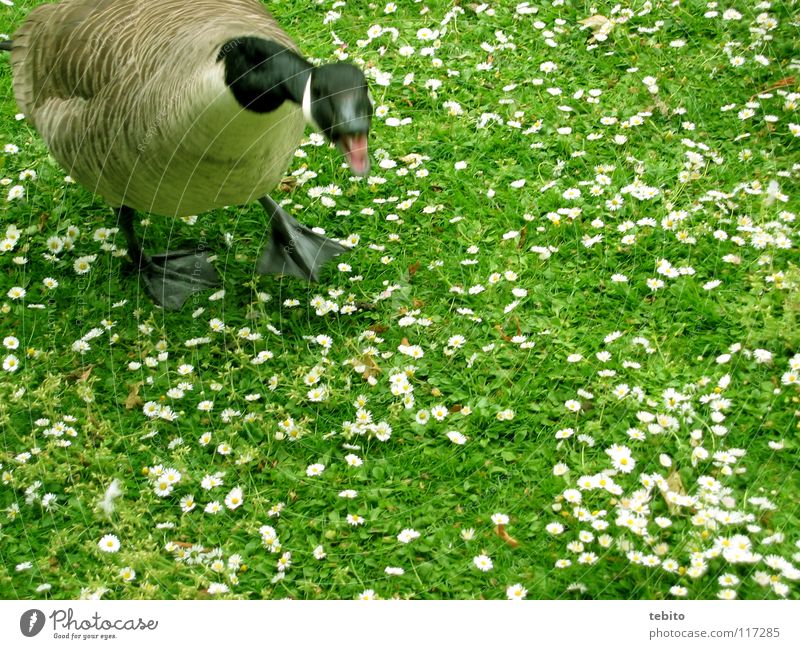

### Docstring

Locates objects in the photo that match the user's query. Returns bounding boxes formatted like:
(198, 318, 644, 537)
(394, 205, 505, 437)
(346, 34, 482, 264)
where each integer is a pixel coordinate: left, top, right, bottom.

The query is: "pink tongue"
(344, 135, 370, 175)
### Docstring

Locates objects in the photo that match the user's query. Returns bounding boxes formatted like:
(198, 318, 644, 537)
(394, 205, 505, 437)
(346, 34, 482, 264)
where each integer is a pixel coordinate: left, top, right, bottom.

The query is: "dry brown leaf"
(170, 541, 204, 550)
(578, 14, 615, 41)
(663, 469, 687, 515)
(496, 524, 520, 548)
(360, 353, 381, 380)
(494, 324, 512, 342)
(278, 175, 297, 192)
(38, 211, 50, 232)
(67, 365, 93, 382)
(666, 469, 686, 495)
(750, 76, 796, 101)
(124, 382, 144, 410)
(579, 14, 611, 29)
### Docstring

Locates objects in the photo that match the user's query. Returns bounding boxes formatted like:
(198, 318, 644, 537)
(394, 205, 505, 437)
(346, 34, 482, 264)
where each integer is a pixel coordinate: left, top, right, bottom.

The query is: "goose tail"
(0, 41, 12, 52)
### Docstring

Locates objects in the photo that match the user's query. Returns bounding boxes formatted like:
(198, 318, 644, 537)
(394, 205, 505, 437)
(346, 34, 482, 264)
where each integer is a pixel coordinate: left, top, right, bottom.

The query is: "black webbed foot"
(138, 249, 221, 311)
(256, 196, 349, 282)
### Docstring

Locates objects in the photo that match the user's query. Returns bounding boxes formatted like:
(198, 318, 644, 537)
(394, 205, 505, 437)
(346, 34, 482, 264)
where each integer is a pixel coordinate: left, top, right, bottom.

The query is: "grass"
(0, 0, 799, 600)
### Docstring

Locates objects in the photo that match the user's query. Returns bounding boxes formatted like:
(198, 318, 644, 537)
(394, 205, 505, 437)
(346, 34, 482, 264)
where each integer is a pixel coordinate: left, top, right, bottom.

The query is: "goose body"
(12, 0, 306, 216)
(6, 0, 373, 309)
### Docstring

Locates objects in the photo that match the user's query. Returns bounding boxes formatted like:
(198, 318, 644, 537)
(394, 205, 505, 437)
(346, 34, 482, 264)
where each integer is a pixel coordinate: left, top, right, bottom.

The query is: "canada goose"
(4, 0, 372, 310)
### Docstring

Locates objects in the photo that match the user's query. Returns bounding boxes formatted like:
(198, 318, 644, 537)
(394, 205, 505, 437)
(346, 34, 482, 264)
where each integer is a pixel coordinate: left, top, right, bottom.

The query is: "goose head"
(302, 64, 373, 177)
(220, 38, 372, 176)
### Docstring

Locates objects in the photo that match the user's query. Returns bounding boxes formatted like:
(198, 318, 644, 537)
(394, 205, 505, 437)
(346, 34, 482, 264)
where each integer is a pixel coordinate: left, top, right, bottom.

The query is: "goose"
(3, 0, 372, 310)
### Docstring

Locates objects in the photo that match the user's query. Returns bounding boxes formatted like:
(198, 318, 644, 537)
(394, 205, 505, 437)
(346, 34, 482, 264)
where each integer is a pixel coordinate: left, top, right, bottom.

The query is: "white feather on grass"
(98, 479, 123, 515)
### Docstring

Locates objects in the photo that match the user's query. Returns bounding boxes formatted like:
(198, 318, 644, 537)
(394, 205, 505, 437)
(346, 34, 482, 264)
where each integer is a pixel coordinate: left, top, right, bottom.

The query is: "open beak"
(336, 134, 370, 176)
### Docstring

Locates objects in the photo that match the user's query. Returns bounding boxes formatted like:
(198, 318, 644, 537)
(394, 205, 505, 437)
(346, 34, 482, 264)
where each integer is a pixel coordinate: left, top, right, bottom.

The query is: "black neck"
(219, 37, 312, 113)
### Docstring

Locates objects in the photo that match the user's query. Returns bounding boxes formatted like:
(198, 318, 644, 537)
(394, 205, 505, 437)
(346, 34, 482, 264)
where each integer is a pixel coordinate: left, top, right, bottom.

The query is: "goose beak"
(336, 134, 370, 176)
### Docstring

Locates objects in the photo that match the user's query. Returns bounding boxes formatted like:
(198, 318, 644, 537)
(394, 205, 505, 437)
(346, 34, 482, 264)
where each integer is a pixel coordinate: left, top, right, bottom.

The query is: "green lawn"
(1, 0, 798, 600)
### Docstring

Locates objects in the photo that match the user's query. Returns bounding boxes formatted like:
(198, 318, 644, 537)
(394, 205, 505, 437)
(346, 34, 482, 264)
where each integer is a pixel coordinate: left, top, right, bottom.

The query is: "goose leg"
(256, 196, 349, 282)
(117, 206, 221, 310)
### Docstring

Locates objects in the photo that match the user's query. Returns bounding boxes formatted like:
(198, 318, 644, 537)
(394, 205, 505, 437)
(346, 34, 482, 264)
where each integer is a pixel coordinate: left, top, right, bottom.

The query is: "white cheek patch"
(301, 73, 318, 129)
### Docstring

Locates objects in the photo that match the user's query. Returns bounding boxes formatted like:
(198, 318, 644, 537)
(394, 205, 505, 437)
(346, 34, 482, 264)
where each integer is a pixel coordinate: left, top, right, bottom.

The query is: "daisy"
(397, 529, 421, 543)
(119, 567, 136, 582)
(473, 554, 493, 571)
(2, 355, 19, 372)
(45, 236, 64, 254)
(415, 410, 430, 425)
(153, 480, 173, 497)
(307, 386, 327, 401)
(506, 583, 528, 600)
(200, 474, 223, 490)
(373, 421, 392, 441)
(224, 487, 243, 510)
(276, 552, 292, 571)
(204, 501, 222, 514)
(491, 513, 510, 525)
(259, 525, 278, 542)
(431, 404, 448, 421)
(6, 184, 24, 201)
(614, 384, 630, 399)
(446, 431, 467, 445)
(753, 349, 772, 364)
(357, 589, 377, 600)
(179, 494, 196, 512)
(346, 514, 365, 526)
(344, 453, 363, 467)
(306, 463, 325, 477)
(73, 255, 96, 275)
(98, 534, 120, 553)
